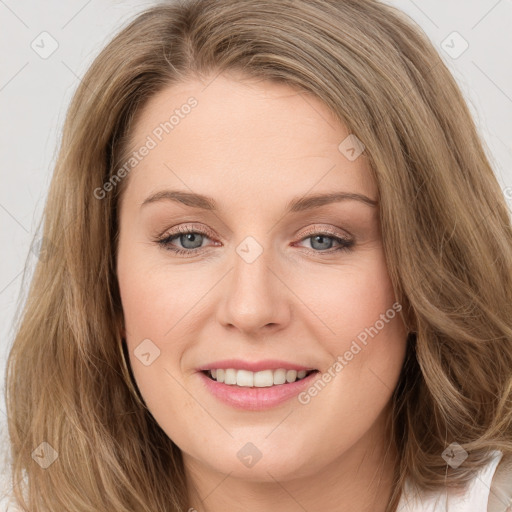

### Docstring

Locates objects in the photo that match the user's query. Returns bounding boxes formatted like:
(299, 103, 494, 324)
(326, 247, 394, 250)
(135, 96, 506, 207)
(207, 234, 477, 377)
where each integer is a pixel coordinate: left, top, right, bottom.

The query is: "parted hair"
(5, 0, 512, 510)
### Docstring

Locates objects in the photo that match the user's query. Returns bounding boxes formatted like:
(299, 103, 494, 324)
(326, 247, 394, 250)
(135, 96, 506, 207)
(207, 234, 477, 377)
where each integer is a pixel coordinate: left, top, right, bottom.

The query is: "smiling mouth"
(202, 368, 319, 387)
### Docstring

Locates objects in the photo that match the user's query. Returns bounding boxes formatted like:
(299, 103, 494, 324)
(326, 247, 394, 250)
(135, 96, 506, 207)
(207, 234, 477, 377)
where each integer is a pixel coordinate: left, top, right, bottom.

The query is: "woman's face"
(116, 73, 408, 484)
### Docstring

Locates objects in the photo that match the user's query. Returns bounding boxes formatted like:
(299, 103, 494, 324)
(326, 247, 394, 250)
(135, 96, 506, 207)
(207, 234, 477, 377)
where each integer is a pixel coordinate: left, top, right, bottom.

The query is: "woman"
(5, 0, 512, 510)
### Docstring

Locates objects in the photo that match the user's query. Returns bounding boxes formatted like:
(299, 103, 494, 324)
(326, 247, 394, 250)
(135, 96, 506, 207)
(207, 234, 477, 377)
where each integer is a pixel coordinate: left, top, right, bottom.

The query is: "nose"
(216, 240, 292, 337)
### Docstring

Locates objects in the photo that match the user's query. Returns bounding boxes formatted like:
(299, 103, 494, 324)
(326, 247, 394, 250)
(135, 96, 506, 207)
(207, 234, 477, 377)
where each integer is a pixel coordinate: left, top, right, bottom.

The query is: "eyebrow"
(140, 190, 378, 212)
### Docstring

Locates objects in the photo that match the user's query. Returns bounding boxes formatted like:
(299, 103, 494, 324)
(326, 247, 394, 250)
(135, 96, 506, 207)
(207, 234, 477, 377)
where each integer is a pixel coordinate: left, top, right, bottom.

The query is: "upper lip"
(196, 359, 316, 372)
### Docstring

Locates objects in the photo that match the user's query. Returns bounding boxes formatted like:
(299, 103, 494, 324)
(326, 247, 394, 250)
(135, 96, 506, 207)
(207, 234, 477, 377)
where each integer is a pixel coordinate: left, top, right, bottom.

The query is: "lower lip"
(198, 371, 319, 411)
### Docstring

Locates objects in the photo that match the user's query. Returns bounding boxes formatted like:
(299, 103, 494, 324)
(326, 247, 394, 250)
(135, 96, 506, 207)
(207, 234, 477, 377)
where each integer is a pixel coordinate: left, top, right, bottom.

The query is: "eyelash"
(155, 224, 355, 257)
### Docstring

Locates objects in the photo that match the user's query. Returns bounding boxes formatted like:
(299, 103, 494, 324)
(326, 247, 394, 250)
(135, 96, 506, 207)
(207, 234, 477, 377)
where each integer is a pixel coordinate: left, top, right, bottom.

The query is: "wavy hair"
(5, 0, 512, 510)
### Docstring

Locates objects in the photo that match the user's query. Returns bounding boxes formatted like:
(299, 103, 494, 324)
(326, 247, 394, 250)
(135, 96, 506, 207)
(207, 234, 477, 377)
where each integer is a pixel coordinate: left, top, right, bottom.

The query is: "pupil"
(182, 233, 202, 249)
(312, 235, 332, 250)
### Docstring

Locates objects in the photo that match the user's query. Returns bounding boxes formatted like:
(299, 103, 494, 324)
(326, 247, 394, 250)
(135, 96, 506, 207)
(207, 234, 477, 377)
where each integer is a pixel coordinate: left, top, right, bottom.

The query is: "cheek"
(116, 244, 220, 424)
(117, 245, 202, 343)
(292, 248, 400, 345)
(290, 248, 407, 407)
(117, 261, 202, 435)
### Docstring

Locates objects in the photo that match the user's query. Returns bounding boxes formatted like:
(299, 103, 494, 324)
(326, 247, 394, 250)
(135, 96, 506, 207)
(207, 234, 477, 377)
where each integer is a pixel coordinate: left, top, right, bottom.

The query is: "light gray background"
(1, 0, 511, 508)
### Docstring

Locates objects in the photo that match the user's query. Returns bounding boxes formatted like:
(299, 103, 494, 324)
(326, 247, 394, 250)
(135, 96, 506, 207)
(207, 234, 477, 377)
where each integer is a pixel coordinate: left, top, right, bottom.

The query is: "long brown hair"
(5, 0, 512, 510)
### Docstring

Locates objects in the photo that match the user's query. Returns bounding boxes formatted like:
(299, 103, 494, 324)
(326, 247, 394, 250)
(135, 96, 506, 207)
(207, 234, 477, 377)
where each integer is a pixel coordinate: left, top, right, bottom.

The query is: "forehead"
(121, 73, 377, 210)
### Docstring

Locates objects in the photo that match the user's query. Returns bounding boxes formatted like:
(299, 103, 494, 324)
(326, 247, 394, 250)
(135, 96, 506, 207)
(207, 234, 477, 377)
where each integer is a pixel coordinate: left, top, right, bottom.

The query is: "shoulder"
(487, 453, 512, 512)
(398, 451, 512, 512)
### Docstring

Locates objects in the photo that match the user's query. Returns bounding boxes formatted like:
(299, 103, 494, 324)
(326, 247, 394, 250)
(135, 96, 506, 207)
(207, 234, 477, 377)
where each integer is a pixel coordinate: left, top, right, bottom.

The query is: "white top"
(396, 450, 504, 511)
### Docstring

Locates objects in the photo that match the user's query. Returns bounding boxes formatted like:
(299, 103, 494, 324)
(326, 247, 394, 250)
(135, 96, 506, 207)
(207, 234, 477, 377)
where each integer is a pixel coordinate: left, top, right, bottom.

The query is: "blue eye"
(297, 233, 354, 253)
(156, 228, 212, 256)
(156, 226, 354, 256)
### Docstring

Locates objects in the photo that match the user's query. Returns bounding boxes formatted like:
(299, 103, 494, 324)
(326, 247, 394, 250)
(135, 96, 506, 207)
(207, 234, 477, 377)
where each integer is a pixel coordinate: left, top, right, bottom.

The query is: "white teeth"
(224, 369, 237, 385)
(286, 370, 297, 383)
(236, 370, 254, 387)
(207, 368, 313, 387)
(254, 370, 274, 387)
(273, 369, 286, 385)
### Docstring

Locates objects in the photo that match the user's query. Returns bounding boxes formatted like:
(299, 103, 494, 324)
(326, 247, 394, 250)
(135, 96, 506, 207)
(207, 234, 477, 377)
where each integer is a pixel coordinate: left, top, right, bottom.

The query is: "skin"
(116, 72, 408, 512)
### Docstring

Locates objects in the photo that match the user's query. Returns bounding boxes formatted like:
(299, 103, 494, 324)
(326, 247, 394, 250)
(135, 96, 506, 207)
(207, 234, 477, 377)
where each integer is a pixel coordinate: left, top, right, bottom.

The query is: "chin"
(196, 444, 322, 483)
